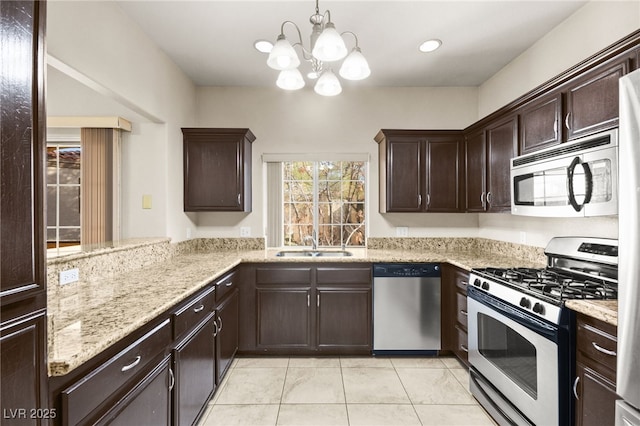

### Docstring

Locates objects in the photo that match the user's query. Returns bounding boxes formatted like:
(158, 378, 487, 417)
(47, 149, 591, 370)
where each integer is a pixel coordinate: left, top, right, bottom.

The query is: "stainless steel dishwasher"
(373, 263, 441, 355)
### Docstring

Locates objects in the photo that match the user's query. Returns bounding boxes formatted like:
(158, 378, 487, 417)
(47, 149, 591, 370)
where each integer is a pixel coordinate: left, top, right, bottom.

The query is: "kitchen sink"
(275, 250, 353, 257)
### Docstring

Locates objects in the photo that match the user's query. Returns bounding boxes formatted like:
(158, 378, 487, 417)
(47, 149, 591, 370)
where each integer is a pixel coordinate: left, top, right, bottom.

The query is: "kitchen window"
(265, 157, 367, 248)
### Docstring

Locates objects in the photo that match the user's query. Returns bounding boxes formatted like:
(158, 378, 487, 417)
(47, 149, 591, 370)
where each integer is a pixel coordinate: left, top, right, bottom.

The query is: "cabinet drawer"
(256, 267, 312, 285)
(455, 291, 468, 330)
(577, 315, 617, 377)
(454, 324, 469, 365)
(317, 266, 371, 285)
(61, 319, 171, 426)
(214, 270, 237, 303)
(454, 271, 469, 293)
(173, 286, 216, 338)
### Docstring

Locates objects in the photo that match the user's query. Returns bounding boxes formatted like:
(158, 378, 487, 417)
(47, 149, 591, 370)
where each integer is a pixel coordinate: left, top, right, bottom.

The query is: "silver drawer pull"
(573, 376, 580, 400)
(193, 304, 205, 313)
(225, 281, 233, 287)
(592, 342, 616, 356)
(169, 367, 175, 392)
(460, 344, 469, 353)
(460, 310, 468, 316)
(460, 281, 468, 286)
(121, 356, 141, 372)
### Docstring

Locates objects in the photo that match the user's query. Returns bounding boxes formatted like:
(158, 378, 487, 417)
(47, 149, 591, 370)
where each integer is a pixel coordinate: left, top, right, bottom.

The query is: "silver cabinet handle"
(426, 194, 431, 206)
(317, 294, 320, 307)
(218, 317, 223, 333)
(307, 294, 310, 307)
(169, 367, 175, 391)
(460, 281, 468, 286)
(573, 376, 580, 400)
(592, 342, 616, 356)
(213, 319, 219, 337)
(554, 119, 558, 139)
(486, 191, 492, 204)
(225, 281, 233, 287)
(460, 310, 468, 316)
(193, 304, 204, 313)
(460, 345, 468, 353)
(480, 192, 486, 208)
(237, 194, 241, 205)
(565, 112, 572, 130)
(121, 356, 141, 372)
(418, 194, 422, 206)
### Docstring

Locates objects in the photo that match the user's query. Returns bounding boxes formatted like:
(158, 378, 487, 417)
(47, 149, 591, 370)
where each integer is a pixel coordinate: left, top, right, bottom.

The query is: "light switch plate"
(396, 227, 409, 237)
(60, 268, 80, 285)
(240, 226, 251, 237)
(142, 194, 152, 209)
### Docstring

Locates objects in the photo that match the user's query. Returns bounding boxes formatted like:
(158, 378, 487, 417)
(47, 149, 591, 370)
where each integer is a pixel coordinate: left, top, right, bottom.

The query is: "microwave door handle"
(567, 156, 583, 212)
(582, 162, 593, 205)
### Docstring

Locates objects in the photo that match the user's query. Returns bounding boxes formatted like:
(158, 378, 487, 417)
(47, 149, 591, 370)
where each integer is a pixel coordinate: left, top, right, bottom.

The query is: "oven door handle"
(468, 287, 558, 340)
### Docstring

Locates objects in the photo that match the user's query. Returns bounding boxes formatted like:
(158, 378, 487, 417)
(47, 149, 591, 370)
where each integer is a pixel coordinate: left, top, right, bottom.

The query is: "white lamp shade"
(339, 47, 371, 80)
(314, 69, 342, 96)
(311, 22, 347, 62)
(267, 35, 300, 70)
(276, 68, 305, 90)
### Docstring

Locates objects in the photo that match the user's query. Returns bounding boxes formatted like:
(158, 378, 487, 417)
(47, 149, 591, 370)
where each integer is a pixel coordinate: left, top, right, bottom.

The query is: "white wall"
(194, 86, 479, 239)
(474, 1, 640, 247)
(46, 1, 197, 242)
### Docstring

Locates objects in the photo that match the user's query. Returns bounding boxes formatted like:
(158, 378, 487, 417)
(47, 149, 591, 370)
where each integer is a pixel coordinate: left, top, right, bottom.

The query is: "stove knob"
(473, 278, 482, 287)
(519, 297, 531, 309)
(481, 281, 490, 291)
(533, 303, 545, 315)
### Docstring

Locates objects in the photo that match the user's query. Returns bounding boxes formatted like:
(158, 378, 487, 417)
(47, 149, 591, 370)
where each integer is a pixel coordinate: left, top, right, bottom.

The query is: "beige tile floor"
(197, 356, 497, 426)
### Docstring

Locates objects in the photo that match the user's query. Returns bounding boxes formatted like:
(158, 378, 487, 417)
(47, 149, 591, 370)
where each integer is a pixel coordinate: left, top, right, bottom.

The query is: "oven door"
(468, 287, 560, 426)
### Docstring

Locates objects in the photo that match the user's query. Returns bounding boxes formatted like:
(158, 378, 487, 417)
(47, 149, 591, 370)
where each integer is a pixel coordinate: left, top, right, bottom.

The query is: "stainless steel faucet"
(304, 230, 318, 250)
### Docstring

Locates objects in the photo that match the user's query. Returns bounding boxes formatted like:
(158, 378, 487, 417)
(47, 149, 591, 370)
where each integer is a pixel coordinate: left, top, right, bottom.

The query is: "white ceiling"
(116, 0, 588, 88)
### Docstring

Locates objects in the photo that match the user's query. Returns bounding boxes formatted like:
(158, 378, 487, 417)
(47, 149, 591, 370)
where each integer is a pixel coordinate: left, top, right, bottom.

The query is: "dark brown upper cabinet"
(465, 115, 518, 213)
(182, 128, 255, 212)
(564, 55, 630, 140)
(519, 92, 562, 155)
(375, 130, 465, 213)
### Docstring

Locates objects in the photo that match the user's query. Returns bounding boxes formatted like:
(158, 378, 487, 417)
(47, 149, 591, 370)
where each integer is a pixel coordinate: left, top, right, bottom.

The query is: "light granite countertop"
(46, 245, 549, 377)
(565, 300, 618, 326)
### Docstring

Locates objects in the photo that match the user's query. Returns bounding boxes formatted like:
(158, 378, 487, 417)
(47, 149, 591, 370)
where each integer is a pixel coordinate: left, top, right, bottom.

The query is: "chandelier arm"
(340, 31, 359, 48)
(280, 20, 313, 61)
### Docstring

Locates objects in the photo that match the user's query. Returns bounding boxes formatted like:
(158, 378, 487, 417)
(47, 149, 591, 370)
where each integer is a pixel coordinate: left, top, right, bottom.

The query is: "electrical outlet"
(396, 227, 409, 237)
(60, 268, 80, 285)
(240, 226, 251, 237)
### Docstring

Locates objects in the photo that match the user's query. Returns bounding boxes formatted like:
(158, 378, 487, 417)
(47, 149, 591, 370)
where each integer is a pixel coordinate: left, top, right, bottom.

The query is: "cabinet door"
(426, 139, 464, 212)
(98, 356, 172, 426)
(0, 310, 47, 425)
(386, 138, 423, 212)
(1, 0, 46, 305)
(486, 116, 518, 212)
(182, 128, 254, 212)
(174, 315, 216, 426)
(565, 58, 629, 140)
(216, 289, 239, 384)
(575, 362, 618, 426)
(316, 288, 371, 353)
(519, 92, 562, 154)
(464, 130, 487, 212)
(256, 287, 312, 350)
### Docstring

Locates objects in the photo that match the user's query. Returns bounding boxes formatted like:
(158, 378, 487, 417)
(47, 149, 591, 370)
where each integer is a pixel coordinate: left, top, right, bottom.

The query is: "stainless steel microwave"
(511, 129, 618, 217)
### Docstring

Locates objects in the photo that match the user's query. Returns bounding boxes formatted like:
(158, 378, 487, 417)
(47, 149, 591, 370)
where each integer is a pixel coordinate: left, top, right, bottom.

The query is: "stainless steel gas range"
(467, 237, 618, 426)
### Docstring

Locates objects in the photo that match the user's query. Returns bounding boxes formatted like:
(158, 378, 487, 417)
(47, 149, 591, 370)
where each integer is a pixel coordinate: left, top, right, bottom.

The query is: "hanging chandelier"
(262, 0, 370, 96)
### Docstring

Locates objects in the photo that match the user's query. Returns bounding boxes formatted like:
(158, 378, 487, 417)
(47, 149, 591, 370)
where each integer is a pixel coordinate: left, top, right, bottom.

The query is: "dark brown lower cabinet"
(574, 362, 617, 426)
(216, 289, 239, 383)
(97, 355, 172, 426)
(173, 313, 216, 426)
(441, 264, 469, 365)
(0, 309, 48, 426)
(241, 263, 372, 355)
(257, 287, 313, 350)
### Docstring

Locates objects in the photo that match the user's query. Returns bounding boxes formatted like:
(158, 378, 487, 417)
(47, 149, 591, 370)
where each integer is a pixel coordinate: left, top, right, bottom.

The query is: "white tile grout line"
(339, 357, 351, 425)
(274, 357, 291, 426)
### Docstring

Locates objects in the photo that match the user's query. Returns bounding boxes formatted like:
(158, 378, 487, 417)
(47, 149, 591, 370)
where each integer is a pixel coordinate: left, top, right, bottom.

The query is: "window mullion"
(312, 162, 319, 246)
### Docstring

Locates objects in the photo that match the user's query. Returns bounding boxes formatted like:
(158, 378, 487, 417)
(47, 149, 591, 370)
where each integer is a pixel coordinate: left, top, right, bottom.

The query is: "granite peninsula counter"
(46, 238, 552, 377)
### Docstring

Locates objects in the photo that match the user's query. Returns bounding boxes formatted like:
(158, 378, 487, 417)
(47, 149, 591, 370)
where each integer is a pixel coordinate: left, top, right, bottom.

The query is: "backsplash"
(367, 237, 545, 264)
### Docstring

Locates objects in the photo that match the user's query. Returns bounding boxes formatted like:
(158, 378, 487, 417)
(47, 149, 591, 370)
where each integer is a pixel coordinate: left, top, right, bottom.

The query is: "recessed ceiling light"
(419, 39, 442, 53)
(254, 40, 273, 53)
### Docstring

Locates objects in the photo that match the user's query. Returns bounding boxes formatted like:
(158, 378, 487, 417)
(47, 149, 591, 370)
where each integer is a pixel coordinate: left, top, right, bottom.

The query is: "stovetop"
(473, 266, 618, 303)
